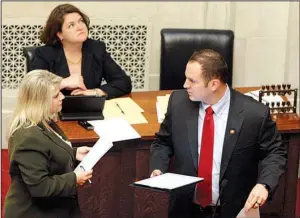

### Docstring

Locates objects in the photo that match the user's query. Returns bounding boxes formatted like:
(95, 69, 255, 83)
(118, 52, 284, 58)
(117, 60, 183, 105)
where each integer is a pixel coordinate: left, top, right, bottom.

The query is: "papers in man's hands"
(88, 117, 141, 142)
(245, 90, 283, 104)
(236, 207, 260, 218)
(74, 139, 113, 173)
(103, 97, 148, 124)
(156, 94, 170, 123)
(133, 173, 203, 190)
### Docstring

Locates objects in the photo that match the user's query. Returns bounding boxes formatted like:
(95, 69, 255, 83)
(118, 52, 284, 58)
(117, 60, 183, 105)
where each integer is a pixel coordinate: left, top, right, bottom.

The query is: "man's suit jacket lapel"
(186, 101, 200, 171)
(220, 90, 244, 181)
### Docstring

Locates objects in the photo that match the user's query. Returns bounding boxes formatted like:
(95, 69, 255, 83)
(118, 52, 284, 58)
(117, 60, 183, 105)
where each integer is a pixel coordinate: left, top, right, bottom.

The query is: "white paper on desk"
(156, 94, 170, 123)
(134, 173, 203, 190)
(236, 207, 260, 217)
(156, 101, 165, 123)
(74, 139, 113, 173)
(88, 117, 141, 142)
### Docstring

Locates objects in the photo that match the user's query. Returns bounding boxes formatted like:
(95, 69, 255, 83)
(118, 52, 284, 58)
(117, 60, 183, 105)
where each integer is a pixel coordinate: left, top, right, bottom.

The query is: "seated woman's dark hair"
(40, 4, 90, 45)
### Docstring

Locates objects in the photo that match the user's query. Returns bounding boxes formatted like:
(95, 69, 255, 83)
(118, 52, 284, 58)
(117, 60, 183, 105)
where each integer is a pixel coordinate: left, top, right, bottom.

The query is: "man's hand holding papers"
(150, 169, 163, 177)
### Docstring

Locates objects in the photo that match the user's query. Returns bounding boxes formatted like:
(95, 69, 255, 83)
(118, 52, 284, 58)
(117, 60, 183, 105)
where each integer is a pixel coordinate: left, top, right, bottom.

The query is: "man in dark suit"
(150, 49, 287, 218)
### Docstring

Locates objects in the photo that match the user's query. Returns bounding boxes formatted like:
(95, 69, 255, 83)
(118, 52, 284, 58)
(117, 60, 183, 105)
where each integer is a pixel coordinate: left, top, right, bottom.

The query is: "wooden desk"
(58, 88, 300, 218)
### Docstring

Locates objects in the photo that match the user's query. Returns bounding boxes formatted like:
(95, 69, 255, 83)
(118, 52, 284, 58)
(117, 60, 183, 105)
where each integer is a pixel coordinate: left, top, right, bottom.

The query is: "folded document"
(74, 139, 113, 173)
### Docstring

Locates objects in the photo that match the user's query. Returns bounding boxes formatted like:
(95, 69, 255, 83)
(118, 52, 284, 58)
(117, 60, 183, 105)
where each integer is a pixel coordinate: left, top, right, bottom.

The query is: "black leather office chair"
(160, 29, 234, 90)
(22, 46, 38, 73)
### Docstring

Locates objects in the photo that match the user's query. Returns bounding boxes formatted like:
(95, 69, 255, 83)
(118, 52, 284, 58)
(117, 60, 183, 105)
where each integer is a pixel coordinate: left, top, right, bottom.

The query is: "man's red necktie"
(196, 106, 214, 207)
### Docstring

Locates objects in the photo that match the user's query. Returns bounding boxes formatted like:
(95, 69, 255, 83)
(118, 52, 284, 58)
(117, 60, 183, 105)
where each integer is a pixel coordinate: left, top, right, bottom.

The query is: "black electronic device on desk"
(59, 95, 106, 121)
(78, 120, 94, 131)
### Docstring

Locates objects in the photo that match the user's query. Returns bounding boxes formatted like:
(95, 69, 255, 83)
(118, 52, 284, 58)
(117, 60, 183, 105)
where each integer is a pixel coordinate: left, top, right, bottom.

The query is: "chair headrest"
(22, 46, 38, 72)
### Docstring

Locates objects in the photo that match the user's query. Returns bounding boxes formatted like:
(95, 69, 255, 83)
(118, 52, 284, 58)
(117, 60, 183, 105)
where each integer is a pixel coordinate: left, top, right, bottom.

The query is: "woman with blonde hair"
(4, 70, 93, 218)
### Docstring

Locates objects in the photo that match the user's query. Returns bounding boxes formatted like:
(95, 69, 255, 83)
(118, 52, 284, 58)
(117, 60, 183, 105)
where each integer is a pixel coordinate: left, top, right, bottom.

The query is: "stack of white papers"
(245, 90, 283, 104)
(88, 117, 141, 142)
(103, 97, 147, 124)
(133, 173, 203, 190)
(75, 118, 141, 174)
(74, 139, 113, 173)
(156, 94, 170, 123)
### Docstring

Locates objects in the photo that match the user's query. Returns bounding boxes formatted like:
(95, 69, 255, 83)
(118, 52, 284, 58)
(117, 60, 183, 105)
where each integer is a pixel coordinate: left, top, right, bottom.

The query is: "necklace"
(66, 56, 82, 65)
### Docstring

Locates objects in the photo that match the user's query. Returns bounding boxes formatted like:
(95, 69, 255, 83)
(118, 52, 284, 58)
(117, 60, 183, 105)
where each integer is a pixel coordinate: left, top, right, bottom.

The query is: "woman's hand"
(76, 146, 91, 161)
(75, 169, 93, 186)
(61, 74, 87, 90)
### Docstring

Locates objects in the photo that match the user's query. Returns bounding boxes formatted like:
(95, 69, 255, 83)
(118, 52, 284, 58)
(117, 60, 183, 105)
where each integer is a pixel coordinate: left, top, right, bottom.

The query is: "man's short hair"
(189, 49, 228, 85)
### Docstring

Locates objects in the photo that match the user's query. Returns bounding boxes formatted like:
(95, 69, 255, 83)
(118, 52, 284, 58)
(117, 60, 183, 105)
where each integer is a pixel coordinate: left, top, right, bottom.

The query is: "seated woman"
(4, 70, 93, 218)
(32, 3, 132, 99)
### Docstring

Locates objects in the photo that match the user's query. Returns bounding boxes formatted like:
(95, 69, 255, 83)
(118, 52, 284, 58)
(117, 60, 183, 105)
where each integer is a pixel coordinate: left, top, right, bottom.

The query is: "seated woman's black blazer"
(31, 38, 132, 99)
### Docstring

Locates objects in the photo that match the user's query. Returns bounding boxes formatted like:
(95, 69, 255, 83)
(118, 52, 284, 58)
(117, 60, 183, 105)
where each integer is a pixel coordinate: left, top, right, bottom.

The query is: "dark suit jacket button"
(69, 162, 73, 168)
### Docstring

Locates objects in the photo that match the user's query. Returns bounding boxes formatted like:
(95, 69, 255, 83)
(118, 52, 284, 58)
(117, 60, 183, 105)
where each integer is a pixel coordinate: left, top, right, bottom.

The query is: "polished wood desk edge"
(58, 88, 299, 143)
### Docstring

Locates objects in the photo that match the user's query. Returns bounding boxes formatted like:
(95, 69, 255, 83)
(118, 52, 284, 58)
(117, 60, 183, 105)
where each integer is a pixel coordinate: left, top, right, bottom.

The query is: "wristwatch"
(94, 88, 107, 97)
(261, 183, 271, 193)
(94, 89, 101, 97)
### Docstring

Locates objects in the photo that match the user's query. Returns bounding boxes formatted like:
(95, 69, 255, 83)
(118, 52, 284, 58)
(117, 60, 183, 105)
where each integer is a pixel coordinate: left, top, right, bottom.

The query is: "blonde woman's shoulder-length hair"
(7, 69, 62, 139)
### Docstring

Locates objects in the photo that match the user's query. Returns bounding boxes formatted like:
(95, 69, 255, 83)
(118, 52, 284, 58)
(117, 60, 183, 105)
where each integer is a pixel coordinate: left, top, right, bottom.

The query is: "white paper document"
(245, 90, 283, 104)
(236, 207, 260, 218)
(88, 117, 141, 142)
(74, 139, 113, 173)
(133, 173, 203, 190)
(156, 94, 170, 123)
(156, 102, 164, 123)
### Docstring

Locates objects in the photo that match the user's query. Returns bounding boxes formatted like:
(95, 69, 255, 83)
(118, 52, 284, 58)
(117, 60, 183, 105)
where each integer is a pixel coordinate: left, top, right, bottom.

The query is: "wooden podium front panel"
(282, 134, 300, 218)
(58, 88, 300, 218)
(76, 140, 137, 218)
(133, 188, 170, 218)
(77, 152, 121, 217)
